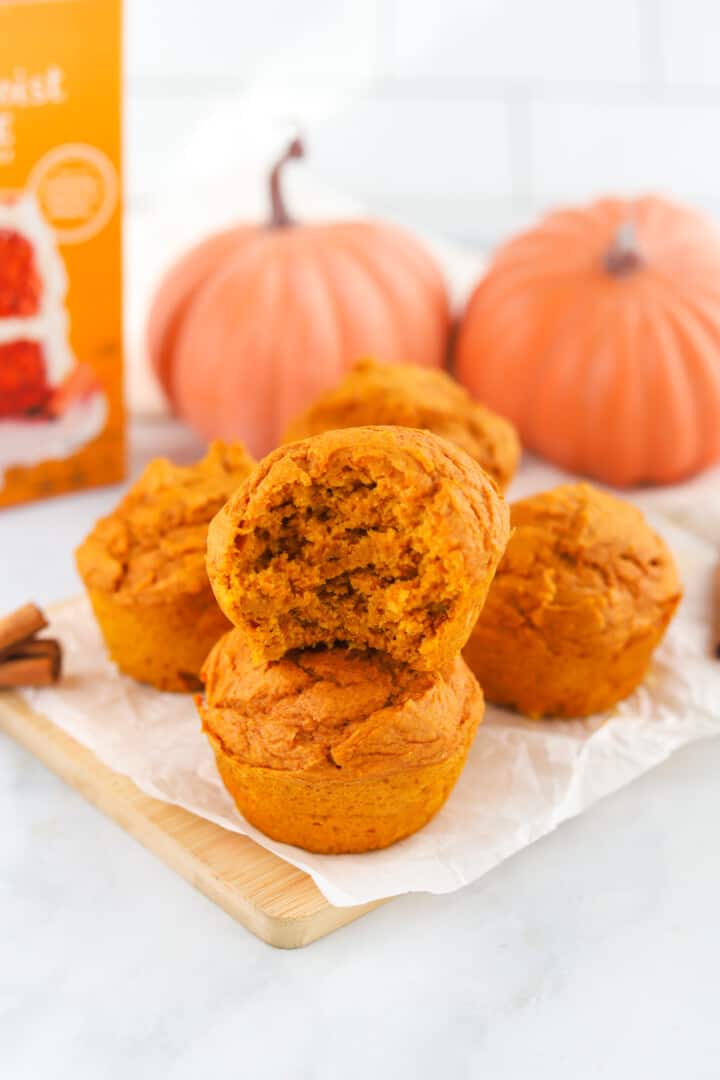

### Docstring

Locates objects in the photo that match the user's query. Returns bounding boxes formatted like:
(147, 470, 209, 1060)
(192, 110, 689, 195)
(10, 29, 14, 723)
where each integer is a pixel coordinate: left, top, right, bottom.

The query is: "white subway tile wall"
(661, 0, 720, 86)
(125, 0, 720, 248)
(384, 0, 653, 84)
(126, 0, 380, 85)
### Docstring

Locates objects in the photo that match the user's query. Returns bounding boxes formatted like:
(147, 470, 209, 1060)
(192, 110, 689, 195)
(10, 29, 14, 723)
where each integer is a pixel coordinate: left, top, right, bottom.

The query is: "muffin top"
(475, 482, 681, 659)
(283, 358, 521, 491)
(76, 441, 255, 603)
(207, 425, 510, 670)
(200, 629, 482, 779)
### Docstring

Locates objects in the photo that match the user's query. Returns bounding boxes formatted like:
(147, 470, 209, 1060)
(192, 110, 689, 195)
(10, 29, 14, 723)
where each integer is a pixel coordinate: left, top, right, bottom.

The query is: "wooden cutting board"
(0, 692, 386, 948)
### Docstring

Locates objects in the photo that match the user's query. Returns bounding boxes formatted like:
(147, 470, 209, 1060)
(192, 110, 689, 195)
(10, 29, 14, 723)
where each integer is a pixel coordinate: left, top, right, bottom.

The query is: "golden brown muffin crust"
(283, 357, 521, 491)
(76, 441, 255, 604)
(492, 483, 680, 657)
(201, 629, 479, 779)
(207, 425, 510, 671)
(465, 483, 682, 717)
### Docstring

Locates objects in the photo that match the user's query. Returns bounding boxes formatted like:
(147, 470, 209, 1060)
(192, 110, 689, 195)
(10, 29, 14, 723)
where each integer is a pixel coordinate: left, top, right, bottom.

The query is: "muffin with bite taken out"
(206, 425, 510, 673)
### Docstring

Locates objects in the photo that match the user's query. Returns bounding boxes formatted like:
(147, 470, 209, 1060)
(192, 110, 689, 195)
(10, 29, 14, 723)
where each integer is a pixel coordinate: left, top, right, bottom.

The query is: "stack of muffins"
(199, 426, 510, 853)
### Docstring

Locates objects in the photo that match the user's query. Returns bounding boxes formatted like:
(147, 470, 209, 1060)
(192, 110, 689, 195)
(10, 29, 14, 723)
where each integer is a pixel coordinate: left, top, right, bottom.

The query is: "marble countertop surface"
(2, 419, 719, 1080)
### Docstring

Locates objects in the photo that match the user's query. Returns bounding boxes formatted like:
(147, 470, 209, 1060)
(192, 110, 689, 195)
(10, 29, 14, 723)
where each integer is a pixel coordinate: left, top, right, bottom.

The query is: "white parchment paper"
(20, 509, 720, 908)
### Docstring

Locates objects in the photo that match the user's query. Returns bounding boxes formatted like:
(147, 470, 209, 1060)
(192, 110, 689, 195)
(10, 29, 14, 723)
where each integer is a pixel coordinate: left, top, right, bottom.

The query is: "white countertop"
(2, 419, 719, 1080)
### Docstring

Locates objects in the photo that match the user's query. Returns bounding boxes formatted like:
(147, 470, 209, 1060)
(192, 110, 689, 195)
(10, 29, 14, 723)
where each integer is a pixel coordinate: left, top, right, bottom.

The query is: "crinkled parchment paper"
(20, 511, 720, 908)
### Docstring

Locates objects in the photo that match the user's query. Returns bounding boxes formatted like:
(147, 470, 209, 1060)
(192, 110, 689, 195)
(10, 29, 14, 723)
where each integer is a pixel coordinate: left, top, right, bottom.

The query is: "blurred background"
(126, 0, 720, 251)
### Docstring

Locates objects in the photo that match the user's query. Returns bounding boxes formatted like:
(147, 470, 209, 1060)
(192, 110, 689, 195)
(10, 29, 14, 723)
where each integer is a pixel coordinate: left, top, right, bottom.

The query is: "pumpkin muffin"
(207, 426, 510, 672)
(463, 483, 682, 718)
(283, 358, 521, 491)
(199, 629, 484, 853)
(76, 441, 255, 692)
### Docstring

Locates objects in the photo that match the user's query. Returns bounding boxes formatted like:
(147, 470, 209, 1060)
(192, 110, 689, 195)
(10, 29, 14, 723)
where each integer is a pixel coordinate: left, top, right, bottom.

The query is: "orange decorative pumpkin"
(147, 138, 450, 455)
(455, 195, 720, 486)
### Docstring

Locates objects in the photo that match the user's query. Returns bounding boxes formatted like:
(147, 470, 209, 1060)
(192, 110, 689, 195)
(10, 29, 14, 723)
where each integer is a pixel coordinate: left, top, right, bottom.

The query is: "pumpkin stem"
(269, 136, 304, 227)
(605, 219, 643, 275)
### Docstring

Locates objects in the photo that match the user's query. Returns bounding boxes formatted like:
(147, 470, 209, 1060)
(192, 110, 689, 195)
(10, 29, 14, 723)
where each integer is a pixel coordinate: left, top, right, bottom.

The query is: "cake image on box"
(0, 193, 107, 482)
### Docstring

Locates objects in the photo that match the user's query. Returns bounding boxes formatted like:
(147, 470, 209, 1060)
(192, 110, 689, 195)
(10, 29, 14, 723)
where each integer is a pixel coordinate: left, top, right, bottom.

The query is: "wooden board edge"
(0, 691, 386, 948)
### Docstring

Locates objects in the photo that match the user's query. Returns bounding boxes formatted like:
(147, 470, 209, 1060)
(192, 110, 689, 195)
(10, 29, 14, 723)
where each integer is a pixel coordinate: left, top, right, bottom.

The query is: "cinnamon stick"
(0, 655, 57, 688)
(5, 636, 62, 670)
(0, 604, 62, 686)
(0, 603, 47, 655)
(5, 637, 58, 658)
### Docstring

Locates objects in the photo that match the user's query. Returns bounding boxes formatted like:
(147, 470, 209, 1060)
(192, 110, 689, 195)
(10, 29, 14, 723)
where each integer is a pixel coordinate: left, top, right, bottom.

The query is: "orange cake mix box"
(0, 0, 124, 508)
